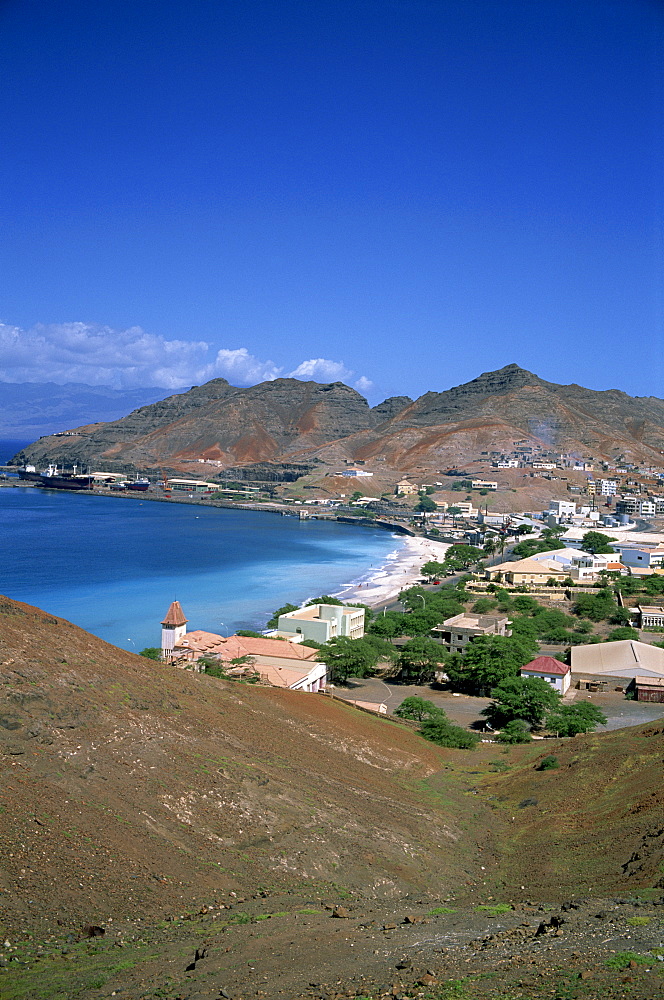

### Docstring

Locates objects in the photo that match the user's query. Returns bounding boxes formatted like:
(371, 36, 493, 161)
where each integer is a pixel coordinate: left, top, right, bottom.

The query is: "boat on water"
(16, 465, 42, 483)
(18, 463, 94, 490)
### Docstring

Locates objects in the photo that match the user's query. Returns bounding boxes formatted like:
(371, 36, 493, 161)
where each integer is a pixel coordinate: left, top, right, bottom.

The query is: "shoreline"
(332, 534, 451, 609)
(3, 480, 446, 622)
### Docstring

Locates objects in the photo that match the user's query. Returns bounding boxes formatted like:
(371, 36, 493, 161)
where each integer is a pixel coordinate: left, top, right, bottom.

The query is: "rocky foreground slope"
(1, 595, 664, 998)
(11, 364, 664, 477)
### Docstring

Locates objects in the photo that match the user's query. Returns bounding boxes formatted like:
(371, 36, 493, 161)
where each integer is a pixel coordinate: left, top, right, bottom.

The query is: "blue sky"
(0, 0, 662, 404)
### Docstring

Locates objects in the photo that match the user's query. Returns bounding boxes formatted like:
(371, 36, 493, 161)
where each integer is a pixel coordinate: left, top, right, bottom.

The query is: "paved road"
(332, 676, 492, 729)
(332, 677, 664, 734)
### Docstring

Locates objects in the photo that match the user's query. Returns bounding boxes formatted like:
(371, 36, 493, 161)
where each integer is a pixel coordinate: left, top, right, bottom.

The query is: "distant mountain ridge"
(9, 364, 664, 474)
(0, 381, 169, 437)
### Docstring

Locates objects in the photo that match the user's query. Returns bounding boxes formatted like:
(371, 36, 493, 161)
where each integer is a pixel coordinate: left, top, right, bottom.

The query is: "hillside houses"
(160, 601, 327, 692)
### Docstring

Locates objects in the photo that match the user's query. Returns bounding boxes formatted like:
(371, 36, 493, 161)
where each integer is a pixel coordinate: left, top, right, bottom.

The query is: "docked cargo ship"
(18, 464, 94, 490)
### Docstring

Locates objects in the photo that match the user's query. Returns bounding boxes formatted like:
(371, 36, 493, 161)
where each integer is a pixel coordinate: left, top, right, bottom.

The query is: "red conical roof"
(161, 601, 188, 626)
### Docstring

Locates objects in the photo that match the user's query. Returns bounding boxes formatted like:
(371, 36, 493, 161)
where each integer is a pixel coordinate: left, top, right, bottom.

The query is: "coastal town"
(4, 443, 664, 739)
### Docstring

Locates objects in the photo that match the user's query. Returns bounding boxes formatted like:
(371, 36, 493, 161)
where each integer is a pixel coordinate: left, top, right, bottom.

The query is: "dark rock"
(81, 925, 105, 938)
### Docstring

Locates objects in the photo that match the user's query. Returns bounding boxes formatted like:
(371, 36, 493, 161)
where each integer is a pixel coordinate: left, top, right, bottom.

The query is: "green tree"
(443, 544, 484, 573)
(421, 560, 447, 580)
(306, 595, 345, 607)
(420, 714, 479, 749)
(512, 594, 540, 614)
(496, 720, 532, 743)
(471, 597, 495, 614)
(394, 696, 443, 721)
(398, 637, 447, 684)
(609, 607, 633, 626)
(267, 603, 299, 628)
(606, 626, 639, 642)
(545, 702, 607, 736)
(317, 636, 376, 684)
(401, 609, 442, 636)
(368, 610, 407, 638)
(139, 647, 161, 659)
(642, 575, 664, 597)
(359, 633, 399, 664)
(482, 536, 498, 557)
(572, 589, 617, 622)
(416, 494, 437, 513)
(580, 531, 617, 555)
(512, 537, 565, 558)
(447, 634, 538, 696)
(482, 676, 561, 728)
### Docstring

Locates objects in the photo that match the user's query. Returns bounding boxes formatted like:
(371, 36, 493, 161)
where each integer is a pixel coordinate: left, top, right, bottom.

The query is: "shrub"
(394, 697, 444, 722)
(496, 720, 532, 744)
(420, 717, 479, 749)
(536, 755, 559, 770)
(605, 951, 650, 970)
(546, 703, 607, 736)
(606, 626, 639, 642)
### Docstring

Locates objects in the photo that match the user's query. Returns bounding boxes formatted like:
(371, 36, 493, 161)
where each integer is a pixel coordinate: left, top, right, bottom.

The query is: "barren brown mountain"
(11, 365, 664, 480)
(2, 595, 664, 999)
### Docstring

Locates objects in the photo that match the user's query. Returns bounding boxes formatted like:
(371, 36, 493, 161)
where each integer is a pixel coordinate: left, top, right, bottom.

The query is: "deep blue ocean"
(0, 439, 31, 464)
(0, 486, 402, 653)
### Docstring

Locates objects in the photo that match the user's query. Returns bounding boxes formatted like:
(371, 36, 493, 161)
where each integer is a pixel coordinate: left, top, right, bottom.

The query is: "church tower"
(161, 601, 188, 661)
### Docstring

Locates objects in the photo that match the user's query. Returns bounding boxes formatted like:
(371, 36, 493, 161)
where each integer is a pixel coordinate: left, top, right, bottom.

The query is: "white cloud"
(0, 322, 207, 389)
(286, 358, 353, 382)
(353, 375, 374, 394)
(0, 321, 375, 397)
(201, 347, 283, 384)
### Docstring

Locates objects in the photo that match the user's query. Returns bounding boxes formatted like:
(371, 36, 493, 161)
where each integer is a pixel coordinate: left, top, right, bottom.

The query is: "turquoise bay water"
(0, 488, 402, 652)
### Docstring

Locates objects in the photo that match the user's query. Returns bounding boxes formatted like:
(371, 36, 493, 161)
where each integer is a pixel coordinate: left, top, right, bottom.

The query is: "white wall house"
(521, 655, 571, 694)
(277, 603, 365, 643)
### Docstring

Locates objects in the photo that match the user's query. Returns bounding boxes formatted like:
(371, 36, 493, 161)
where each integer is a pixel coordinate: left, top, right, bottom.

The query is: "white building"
(600, 479, 617, 496)
(276, 603, 365, 643)
(548, 500, 577, 519)
(520, 655, 571, 695)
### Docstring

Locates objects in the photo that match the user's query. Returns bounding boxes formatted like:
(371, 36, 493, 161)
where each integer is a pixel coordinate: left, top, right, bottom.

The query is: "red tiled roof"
(161, 601, 188, 626)
(521, 655, 570, 676)
(173, 632, 319, 662)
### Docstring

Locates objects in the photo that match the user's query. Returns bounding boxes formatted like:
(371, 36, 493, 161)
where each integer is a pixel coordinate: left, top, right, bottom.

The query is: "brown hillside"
(2, 597, 664, 998)
(0, 596, 492, 941)
(12, 364, 664, 479)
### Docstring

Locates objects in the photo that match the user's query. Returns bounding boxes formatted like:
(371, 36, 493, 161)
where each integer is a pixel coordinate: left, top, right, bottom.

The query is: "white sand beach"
(334, 534, 451, 608)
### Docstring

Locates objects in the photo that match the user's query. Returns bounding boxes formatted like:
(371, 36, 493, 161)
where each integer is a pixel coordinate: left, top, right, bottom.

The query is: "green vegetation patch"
(604, 950, 651, 970)
(475, 902, 512, 915)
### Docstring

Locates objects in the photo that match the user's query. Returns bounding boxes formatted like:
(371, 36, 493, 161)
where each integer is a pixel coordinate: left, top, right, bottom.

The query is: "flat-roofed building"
(432, 612, 511, 654)
(635, 605, 664, 628)
(276, 603, 365, 643)
(165, 478, 217, 493)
